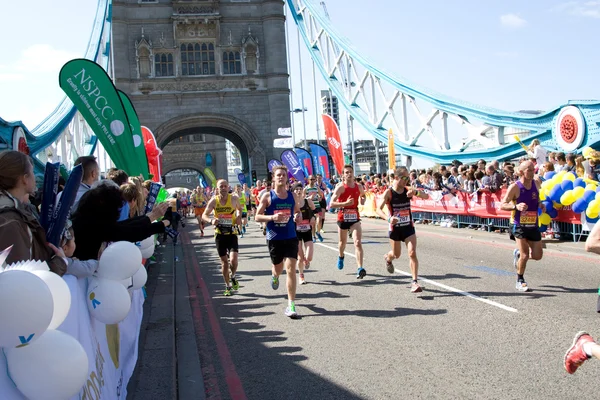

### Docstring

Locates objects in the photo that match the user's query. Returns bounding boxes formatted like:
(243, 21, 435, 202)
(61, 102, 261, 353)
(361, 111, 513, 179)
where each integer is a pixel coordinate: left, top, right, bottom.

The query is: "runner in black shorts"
(304, 175, 324, 242)
(377, 167, 429, 293)
(294, 182, 316, 284)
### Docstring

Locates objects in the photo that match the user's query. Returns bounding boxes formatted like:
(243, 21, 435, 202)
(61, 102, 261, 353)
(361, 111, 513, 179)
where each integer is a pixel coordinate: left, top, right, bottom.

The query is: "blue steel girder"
(288, 0, 600, 164)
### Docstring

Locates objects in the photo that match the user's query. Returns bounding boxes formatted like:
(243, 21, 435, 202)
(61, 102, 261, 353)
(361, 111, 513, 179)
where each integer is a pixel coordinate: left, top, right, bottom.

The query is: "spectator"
(554, 152, 567, 172)
(527, 139, 548, 169)
(0, 151, 66, 275)
(565, 153, 576, 173)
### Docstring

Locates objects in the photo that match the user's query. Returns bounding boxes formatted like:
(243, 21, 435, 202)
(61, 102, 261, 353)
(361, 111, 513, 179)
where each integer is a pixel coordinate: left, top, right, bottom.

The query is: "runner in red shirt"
(329, 164, 367, 279)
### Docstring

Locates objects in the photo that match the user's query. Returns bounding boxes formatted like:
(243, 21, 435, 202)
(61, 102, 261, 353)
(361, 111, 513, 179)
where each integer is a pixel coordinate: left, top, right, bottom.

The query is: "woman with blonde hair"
(527, 139, 548, 170)
(121, 182, 144, 218)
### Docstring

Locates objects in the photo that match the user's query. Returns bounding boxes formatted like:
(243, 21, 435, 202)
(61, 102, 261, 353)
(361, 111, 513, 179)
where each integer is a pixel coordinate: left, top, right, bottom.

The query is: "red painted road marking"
(182, 232, 248, 400)
(183, 242, 223, 400)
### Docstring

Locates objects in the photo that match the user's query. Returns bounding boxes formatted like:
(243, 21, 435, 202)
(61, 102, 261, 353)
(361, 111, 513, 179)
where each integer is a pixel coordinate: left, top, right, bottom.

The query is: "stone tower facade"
(111, 0, 291, 179)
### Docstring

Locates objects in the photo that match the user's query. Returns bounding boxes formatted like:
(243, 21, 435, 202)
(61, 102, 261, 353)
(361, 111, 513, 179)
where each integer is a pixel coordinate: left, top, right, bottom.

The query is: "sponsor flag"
(294, 147, 313, 178)
(309, 143, 331, 179)
(47, 165, 83, 246)
(281, 150, 306, 181)
(198, 171, 208, 188)
(40, 162, 60, 232)
(238, 173, 247, 185)
(322, 114, 345, 175)
(388, 128, 396, 171)
(144, 182, 162, 214)
(274, 137, 293, 148)
(118, 90, 150, 178)
(268, 159, 283, 172)
(277, 127, 292, 136)
(203, 167, 217, 187)
(59, 59, 134, 173)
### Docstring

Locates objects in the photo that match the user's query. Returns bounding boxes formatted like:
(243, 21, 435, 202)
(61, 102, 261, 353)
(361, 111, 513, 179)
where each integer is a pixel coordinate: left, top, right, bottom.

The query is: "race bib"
(394, 209, 411, 226)
(297, 219, 311, 232)
(519, 211, 537, 227)
(218, 214, 233, 232)
(343, 209, 358, 223)
(274, 209, 292, 227)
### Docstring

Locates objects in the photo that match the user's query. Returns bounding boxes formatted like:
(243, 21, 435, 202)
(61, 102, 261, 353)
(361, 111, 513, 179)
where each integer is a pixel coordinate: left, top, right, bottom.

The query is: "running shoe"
(231, 276, 239, 291)
(224, 287, 232, 296)
(513, 249, 520, 270)
(356, 267, 367, 279)
(411, 281, 423, 293)
(316, 232, 323, 242)
(384, 255, 394, 274)
(200, 230, 204, 237)
(262, 227, 267, 236)
(515, 280, 531, 292)
(271, 275, 279, 290)
(242, 226, 246, 234)
(337, 257, 344, 270)
(285, 304, 298, 318)
(300, 274, 306, 285)
(564, 331, 594, 374)
(320, 228, 325, 234)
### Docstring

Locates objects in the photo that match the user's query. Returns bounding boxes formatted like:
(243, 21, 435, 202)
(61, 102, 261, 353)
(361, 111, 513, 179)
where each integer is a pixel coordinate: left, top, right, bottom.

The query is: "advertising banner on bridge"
(268, 159, 282, 172)
(309, 143, 330, 180)
(203, 167, 217, 188)
(118, 91, 149, 179)
(322, 114, 344, 175)
(294, 147, 313, 178)
(59, 59, 133, 173)
(141, 126, 162, 183)
(388, 129, 396, 171)
(281, 150, 306, 181)
(198, 172, 207, 188)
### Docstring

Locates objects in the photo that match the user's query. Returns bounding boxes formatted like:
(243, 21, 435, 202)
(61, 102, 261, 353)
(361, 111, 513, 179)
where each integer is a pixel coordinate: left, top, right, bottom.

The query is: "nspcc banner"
(118, 91, 149, 178)
(322, 114, 344, 175)
(59, 59, 132, 172)
(309, 143, 331, 179)
(294, 147, 313, 178)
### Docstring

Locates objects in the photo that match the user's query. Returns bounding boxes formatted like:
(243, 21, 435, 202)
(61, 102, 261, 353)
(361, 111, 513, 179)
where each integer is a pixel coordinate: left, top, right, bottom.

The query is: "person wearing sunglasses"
(376, 167, 429, 293)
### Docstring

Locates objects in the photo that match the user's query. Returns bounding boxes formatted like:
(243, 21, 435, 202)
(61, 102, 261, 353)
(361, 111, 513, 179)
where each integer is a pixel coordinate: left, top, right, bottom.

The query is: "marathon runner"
(316, 174, 328, 234)
(255, 165, 302, 318)
(376, 167, 429, 293)
(304, 175, 324, 242)
(501, 160, 545, 292)
(192, 186, 208, 237)
(202, 179, 242, 296)
(258, 181, 272, 236)
(329, 164, 367, 279)
(293, 182, 316, 285)
(235, 184, 248, 236)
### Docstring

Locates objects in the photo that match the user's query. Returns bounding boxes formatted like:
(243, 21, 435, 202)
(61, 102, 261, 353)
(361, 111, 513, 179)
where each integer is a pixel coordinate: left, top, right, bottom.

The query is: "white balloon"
(0, 270, 54, 348)
(6, 329, 88, 400)
(87, 278, 131, 324)
(136, 236, 155, 259)
(32, 270, 71, 330)
(97, 241, 142, 280)
(131, 265, 148, 290)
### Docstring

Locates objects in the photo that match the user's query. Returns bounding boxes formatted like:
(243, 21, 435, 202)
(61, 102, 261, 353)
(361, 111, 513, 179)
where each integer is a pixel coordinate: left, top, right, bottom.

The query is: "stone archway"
(163, 165, 204, 190)
(155, 113, 266, 175)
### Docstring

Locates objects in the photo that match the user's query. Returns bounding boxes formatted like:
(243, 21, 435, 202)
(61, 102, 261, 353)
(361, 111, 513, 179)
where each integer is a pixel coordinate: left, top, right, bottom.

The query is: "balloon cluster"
(540, 170, 600, 224)
(86, 241, 148, 325)
(0, 260, 88, 399)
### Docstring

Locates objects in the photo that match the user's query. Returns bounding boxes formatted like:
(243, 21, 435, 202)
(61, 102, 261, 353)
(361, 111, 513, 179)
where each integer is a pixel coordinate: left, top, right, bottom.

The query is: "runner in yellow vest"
(192, 187, 208, 237)
(235, 184, 248, 236)
(202, 180, 242, 296)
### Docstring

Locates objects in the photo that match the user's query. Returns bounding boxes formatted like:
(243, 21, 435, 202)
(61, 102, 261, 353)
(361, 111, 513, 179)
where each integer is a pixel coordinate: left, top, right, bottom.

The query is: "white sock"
(288, 300, 295, 307)
(583, 342, 594, 357)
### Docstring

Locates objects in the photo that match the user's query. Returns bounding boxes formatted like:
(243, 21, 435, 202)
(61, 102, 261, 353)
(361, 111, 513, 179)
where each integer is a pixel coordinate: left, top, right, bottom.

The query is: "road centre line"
(315, 242, 518, 313)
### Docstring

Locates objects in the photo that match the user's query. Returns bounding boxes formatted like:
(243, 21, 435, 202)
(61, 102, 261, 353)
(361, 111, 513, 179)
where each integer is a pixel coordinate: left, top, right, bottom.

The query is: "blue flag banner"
(238, 173, 247, 185)
(198, 172, 207, 188)
(144, 182, 162, 214)
(309, 143, 331, 180)
(294, 147, 313, 178)
(268, 159, 283, 172)
(47, 165, 83, 246)
(40, 162, 60, 232)
(281, 150, 306, 181)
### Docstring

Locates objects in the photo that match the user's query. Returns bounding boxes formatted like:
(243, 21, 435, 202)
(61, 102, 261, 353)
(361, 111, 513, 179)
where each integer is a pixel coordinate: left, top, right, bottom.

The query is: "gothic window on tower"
(180, 43, 216, 76)
(154, 53, 174, 77)
(223, 51, 242, 75)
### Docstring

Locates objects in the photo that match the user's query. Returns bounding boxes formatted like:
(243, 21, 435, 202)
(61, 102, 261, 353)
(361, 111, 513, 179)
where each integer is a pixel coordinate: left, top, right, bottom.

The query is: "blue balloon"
(544, 171, 556, 181)
(547, 208, 558, 218)
(573, 178, 586, 188)
(586, 215, 600, 224)
(572, 198, 589, 214)
(538, 207, 542, 216)
(560, 180, 574, 191)
(596, 186, 600, 193)
(542, 200, 554, 212)
(539, 224, 548, 233)
(583, 190, 596, 203)
(549, 185, 565, 202)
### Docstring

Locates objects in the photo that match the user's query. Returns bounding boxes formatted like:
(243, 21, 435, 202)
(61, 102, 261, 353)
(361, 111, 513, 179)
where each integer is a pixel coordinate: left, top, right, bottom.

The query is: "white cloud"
(500, 13, 528, 28)
(551, 1, 600, 18)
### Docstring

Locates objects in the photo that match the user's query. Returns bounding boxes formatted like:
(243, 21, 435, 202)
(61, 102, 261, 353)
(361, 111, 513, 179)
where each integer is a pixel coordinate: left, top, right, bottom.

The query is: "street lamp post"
(291, 108, 308, 149)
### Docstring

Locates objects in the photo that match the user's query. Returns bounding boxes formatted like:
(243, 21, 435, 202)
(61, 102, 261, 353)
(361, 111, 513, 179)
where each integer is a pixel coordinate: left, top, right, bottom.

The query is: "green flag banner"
(118, 90, 149, 178)
(203, 167, 217, 187)
(59, 59, 135, 174)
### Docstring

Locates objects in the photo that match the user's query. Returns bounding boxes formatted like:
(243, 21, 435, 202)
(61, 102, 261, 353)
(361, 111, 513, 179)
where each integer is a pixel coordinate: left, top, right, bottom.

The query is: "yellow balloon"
(573, 186, 586, 199)
(539, 213, 551, 225)
(563, 173, 576, 182)
(589, 200, 600, 213)
(560, 191, 576, 206)
(586, 184, 598, 192)
(595, 192, 600, 202)
(587, 207, 599, 219)
(553, 201, 563, 209)
(539, 191, 546, 201)
(556, 170, 567, 178)
(546, 181, 556, 191)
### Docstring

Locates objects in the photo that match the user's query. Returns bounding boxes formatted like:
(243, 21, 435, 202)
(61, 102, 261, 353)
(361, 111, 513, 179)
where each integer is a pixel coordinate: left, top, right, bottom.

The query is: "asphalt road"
(175, 214, 600, 400)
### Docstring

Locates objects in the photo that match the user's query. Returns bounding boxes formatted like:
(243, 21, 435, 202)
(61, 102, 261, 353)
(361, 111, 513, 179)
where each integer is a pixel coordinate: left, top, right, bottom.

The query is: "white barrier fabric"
(0, 274, 144, 400)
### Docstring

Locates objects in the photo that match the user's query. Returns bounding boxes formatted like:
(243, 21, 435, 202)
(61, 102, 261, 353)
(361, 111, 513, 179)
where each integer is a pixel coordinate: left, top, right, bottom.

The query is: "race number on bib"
(394, 209, 411, 226)
(297, 219, 311, 232)
(343, 209, 358, 223)
(218, 214, 233, 231)
(275, 209, 292, 227)
(519, 211, 537, 227)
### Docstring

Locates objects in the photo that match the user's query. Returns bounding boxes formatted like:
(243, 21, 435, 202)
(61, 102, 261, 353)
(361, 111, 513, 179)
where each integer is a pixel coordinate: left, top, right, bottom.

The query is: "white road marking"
(315, 242, 518, 313)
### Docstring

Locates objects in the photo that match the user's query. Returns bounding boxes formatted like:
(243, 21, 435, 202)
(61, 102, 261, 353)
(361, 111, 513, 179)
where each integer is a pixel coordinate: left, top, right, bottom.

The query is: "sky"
(1, 0, 599, 168)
